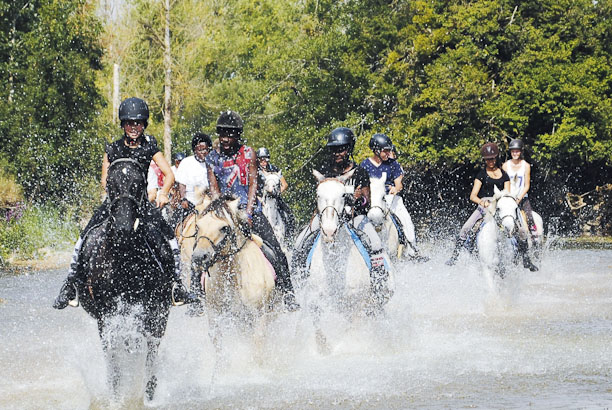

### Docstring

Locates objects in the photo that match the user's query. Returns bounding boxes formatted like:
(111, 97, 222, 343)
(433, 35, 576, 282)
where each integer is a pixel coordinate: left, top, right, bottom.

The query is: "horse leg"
(144, 336, 161, 401)
(98, 319, 121, 397)
(142, 304, 169, 401)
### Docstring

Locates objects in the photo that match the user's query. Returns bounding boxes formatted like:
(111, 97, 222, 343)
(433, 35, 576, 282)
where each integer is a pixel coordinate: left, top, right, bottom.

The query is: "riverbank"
(556, 235, 612, 249)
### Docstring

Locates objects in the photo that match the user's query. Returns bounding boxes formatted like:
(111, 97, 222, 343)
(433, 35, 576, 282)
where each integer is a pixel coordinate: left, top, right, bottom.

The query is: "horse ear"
(313, 169, 325, 182)
(494, 185, 500, 195)
(228, 198, 240, 214)
(337, 168, 356, 184)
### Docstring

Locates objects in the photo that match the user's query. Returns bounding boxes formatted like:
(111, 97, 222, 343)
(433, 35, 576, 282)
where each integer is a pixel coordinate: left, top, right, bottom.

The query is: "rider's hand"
(480, 199, 490, 208)
(388, 186, 399, 195)
(180, 198, 190, 209)
(156, 191, 169, 208)
(344, 193, 356, 207)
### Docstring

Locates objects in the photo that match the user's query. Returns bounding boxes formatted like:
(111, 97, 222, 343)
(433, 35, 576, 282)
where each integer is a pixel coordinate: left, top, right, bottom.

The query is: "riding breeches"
(458, 197, 492, 241)
(252, 212, 295, 293)
(518, 197, 536, 232)
(385, 195, 415, 244)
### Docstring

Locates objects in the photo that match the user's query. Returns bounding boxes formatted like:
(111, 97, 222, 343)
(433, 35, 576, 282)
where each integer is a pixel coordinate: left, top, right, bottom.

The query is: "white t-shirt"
(174, 155, 209, 204)
(504, 160, 527, 198)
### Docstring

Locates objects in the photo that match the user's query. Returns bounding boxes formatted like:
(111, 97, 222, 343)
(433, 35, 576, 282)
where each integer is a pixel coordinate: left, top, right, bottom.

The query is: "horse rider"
(502, 139, 537, 236)
(205, 110, 299, 311)
(360, 133, 429, 262)
(292, 127, 392, 307)
(172, 152, 186, 173)
(445, 142, 538, 271)
(256, 146, 296, 235)
(175, 133, 214, 214)
(53, 97, 196, 309)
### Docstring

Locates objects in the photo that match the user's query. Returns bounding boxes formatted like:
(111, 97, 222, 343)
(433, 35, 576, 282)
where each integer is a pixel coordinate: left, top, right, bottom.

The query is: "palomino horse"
(181, 197, 276, 349)
(76, 158, 174, 401)
(260, 170, 293, 249)
(299, 170, 394, 351)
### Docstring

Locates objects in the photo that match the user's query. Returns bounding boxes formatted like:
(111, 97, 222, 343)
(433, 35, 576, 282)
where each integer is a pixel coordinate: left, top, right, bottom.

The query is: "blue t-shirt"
(359, 158, 404, 193)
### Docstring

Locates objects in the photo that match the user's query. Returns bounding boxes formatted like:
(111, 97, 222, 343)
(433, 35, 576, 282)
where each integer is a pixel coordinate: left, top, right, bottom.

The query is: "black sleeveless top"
(475, 168, 510, 198)
(317, 160, 370, 215)
(106, 135, 160, 171)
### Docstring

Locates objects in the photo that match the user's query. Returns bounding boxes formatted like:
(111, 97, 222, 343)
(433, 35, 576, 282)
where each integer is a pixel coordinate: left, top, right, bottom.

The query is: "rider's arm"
(153, 151, 174, 207)
(504, 179, 511, 192)
(470, 179, 486, 206)
(207, 166, 221, 199)
(246, 156, 258, 218)
(280, 176, 289, 193)
(101, 153, 110, 191)
(518, 162, 531, 202)
(388, 175, 403, 195)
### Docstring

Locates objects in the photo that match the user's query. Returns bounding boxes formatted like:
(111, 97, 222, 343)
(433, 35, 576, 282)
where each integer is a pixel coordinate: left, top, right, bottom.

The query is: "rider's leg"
(386, 195, 429, 261)
(515, 217, 539, 272)
(53, 201, 111, 309)
(445, 204, 487, 266)
(252, 212, 299, 310)
(291, 214, 320, 274)
(352, 215, 392, 308)
(520, 197, 536, 234)
(52, 236, 83, 309)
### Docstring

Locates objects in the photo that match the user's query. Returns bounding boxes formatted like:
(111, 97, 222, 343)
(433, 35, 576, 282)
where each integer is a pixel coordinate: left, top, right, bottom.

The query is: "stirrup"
(171, 282, 185, 306)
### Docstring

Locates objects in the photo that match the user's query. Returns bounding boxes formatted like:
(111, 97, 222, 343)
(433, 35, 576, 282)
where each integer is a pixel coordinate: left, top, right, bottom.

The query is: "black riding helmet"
(509, 139, 524, 151)
(326, 127, 356, 153)
(174, 152, 186, 162)
(216, 110, 243, 138)
(369, 133, 393, 152)
(257, 147, 270, 158)
(119, 97, 149, 127)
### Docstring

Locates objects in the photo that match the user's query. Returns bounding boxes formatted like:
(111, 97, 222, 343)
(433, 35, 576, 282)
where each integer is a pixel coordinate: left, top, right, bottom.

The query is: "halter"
(107, 158, 147, 209)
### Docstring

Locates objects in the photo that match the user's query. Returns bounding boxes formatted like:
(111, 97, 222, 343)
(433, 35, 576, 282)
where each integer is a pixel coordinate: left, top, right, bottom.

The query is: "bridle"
(187, 204, 249, 271)
(107, 158, 147, 210)
(487, 194, 518, 238)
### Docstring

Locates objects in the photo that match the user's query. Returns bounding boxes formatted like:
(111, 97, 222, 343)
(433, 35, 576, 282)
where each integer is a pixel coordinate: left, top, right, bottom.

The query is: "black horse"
(75, 158, 174, 401)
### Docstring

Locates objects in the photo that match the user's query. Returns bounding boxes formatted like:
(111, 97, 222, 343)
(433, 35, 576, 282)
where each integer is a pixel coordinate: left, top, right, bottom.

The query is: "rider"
(205, 110, 299, 311)
(174, 133, 214, 220)
(445, 142, 538, 271)
(360, 133, 428, 262)
(172, 152, 186, 173)
(502, 139, 536, 235)
(256, 147, 295, 235)
(53, 97, 196, 309)
(292, 127, 392, 308)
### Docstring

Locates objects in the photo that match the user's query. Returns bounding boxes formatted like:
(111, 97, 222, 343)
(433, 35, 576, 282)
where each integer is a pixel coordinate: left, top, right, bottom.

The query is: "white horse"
(367, 173, 427, 262)
(180, 197, 276, 352)
(477, 186, 538, 293)
(259, 171, 290, 248)
(300, 170, 395, 339)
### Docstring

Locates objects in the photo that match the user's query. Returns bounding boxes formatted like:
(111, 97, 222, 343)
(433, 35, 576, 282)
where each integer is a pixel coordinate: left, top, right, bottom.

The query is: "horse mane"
(202, 194, 243, 225)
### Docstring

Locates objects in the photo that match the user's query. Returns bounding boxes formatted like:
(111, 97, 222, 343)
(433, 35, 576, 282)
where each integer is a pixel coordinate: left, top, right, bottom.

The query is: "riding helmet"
(216, 110, 243, 137)
(480, 142, 499, 159)
(326, 127, 356, 152)
(119, 97, 149, 126)
(508, 139, 524, 151)
(369, 133, 393, 152)
(174, 152, 186, 162)
(257, 147, 270, 159)
(192, 132, 212, 152)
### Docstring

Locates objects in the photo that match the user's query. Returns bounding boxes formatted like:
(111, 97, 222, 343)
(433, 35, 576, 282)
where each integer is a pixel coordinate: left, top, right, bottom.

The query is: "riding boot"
(445, 236, 464, 266)
(169, 238, 198, 306)
(53, 237, 83, 309)
(517, 238, 538, 272)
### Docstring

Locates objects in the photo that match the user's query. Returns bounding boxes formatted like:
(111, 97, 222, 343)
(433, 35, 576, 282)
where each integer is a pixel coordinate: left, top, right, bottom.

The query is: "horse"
(477, 186, 534, 293)
(75, 158, 174, 402)
(181, 196, 276, 352)
(298, 170, 394, 351)
(259, 170, 293, 249)
(367, 173, 405, 260)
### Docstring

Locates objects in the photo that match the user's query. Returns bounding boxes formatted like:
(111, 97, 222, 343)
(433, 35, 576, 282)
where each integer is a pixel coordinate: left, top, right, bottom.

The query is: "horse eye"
(220, 226, 231, 235)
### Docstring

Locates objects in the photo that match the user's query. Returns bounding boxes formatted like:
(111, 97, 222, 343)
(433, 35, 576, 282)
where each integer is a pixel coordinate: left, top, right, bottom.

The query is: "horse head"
(191, 197, 245, 272)
(492, 185, 518, 237)
(106, 159, 147, 244)
(367, 172, 388, 227)
(262, 171, 282, 198)
(313, 168, 355, 242)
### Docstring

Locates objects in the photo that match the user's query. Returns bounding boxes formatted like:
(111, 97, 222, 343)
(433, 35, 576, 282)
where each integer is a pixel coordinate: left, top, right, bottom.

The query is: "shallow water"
(1, 245, 611, 409)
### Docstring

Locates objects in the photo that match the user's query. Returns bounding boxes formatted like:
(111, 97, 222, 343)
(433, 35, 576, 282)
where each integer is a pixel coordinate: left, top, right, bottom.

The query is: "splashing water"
(0, 243, 610, 409)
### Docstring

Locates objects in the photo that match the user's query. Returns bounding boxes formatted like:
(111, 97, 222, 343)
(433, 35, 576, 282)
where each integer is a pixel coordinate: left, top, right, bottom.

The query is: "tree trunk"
(163, 0, 172, 162)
